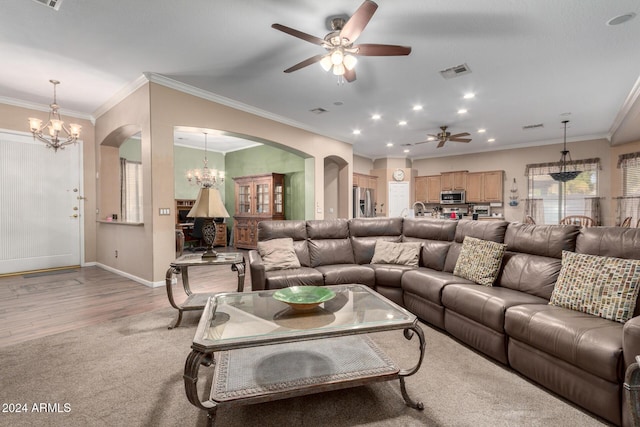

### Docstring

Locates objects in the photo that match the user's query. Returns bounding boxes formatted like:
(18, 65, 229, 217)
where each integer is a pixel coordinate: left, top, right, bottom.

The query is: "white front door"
(0, 131, 82, 274)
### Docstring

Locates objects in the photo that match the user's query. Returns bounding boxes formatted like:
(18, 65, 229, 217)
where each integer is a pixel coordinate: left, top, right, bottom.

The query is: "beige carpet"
(0, 308, 609, 427)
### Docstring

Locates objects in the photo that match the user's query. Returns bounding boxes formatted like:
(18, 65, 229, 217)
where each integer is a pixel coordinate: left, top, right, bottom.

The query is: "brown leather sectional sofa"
(247, 217, 640, 425)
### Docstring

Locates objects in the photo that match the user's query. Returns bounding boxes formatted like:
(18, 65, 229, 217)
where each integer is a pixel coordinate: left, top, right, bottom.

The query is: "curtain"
(617, 152, 640, 168)
(614, 196, 640, 227)
(523, 198, 544, 223)
(120, 158, 143, 222)
(584, 197, 602, 225)
(524, 158, 600, 176)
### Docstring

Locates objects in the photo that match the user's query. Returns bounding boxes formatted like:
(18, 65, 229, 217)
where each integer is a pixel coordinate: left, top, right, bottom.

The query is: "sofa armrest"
(624, 316, 640, 369)
(248, 250, 266, 291)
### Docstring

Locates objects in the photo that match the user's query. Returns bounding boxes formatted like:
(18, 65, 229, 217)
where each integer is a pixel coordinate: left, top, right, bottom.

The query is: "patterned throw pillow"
(370, 240, 422, 267)
(257, 238, 301, 272)
(453, 236, 506, 286)
(549, 251, 640, 323)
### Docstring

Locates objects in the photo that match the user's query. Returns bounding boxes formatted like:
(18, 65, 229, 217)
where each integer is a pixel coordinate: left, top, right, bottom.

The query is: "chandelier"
(28, 80, 81, 152)
(550, 120, 582, 182)
(186, 132, 225, 188)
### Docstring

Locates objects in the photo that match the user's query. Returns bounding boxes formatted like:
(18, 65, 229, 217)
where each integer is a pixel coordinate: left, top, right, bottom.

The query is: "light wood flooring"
(0, 249, 250, 348)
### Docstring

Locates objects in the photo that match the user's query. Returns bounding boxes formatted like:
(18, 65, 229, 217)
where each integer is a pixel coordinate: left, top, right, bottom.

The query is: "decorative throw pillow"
(549, 251, 640, 323)
(257, 238, 301, 272)
(370, 240, 422, 267)
(453, 236, 506, 286)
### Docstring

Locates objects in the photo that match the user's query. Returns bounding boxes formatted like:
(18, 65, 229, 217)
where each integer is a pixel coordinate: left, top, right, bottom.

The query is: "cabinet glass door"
(255, 181, 270, 214)
(274, 182, 283, 215)
(238, 184, 251, 214)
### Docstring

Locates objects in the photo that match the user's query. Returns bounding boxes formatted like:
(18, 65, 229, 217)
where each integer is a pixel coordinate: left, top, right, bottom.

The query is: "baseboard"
(95, 263, 163, 288)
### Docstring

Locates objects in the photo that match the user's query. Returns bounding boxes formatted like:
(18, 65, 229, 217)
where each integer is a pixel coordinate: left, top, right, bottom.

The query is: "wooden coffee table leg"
(398, 325, 426, 410)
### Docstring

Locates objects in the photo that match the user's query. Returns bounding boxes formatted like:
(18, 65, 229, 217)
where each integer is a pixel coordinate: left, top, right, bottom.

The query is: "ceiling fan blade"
(355, 44, 412, 56)
(283, 54, 325, 73)
(271, 23, 325, 46)
(340, 0, 378, 43)
(449, 132, 471, 138)
(413, 141, 428, 145)
(449, 138, 472, 143)
(344, 68, 357, 82)
(437, 140, 446, 148)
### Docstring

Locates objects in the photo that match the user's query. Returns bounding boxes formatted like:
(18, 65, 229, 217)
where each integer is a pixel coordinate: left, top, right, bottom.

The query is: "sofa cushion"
(402, 217, 457, 241)
(371, 240, 422, 266)
(549, 250, 640, 323)
(258, 220, 310, 266)
(442, 284, 548, 332)
(496, 252, 561, 300)
(369, 264, 415, 288)
(264, 267, 324, 290)
(505, 304, 623, 382)
(576, 226, 640, 259)
(505, 223, 580, 258)
(402, 268, 474, 305)
(257, 238, 301, 272)
(315, 264, 375, 287)
(454, 219, 509, 243)
(308, 238, 355, 267)
(453, 236, 506, 286)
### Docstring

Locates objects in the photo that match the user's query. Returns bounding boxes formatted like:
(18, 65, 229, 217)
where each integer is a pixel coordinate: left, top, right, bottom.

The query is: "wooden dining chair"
(560, 215, 595, 227)
(524, 215, 536, 224)
(621, 217, 633, 228)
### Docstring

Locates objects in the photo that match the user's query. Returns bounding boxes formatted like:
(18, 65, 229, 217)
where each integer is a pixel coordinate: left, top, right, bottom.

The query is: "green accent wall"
(119, 137, 141, 162)
(225, 145, 306, 223)
(173, 145, 226, 200)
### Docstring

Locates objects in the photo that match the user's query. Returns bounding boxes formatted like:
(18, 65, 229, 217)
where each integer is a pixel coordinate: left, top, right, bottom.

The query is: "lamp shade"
(186, 187, 230, 218)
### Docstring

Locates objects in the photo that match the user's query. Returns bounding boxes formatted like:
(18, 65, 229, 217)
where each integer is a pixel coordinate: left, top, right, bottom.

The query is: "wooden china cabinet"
(233, 173, 285, 249)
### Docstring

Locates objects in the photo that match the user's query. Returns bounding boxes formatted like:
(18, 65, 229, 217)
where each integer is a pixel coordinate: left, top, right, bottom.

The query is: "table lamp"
(187, 187, 230, 259)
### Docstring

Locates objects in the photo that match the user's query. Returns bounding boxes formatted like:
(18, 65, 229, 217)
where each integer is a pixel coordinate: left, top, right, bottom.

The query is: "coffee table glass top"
(192, 284, 417, 352)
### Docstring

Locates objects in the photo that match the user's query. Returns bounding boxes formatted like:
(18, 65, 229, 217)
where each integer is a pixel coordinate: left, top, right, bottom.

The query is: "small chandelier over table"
(549, 120, 582, 182)
(186, 132, 225, 189)
(28, 79, 81, 152)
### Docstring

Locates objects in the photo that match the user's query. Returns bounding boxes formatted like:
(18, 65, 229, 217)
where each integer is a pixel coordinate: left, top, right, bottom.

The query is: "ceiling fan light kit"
(272, 0, 411, 82)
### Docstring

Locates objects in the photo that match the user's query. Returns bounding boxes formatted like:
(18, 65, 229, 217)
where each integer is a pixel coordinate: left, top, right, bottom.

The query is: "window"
(120, 158, 143, 222)
(525, 159, 600, 224)
(620, 153, 640, 196)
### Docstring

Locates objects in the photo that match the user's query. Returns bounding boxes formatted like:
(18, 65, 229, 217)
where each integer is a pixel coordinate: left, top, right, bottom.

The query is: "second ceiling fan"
(272, 0, 411, 82)
(415, 126, 472, 148)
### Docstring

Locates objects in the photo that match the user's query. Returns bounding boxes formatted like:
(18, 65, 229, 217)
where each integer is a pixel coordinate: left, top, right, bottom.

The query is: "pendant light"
(550, 120, 581, 182)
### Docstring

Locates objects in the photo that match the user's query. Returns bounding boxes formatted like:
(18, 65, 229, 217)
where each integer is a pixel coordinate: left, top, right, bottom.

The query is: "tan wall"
(0, 102, 97, 264)
(94, 84, 151, 282)
(353, 154, 374, 174)
(147, 83, 353, 282)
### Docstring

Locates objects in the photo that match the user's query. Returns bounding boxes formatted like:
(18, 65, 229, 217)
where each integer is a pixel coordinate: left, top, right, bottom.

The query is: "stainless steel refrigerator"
(353, 187, 375, 218)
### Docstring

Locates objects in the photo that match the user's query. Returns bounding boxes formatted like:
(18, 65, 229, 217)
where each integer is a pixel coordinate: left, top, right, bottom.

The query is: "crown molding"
(92, 74, 149, 120)
(142, 72, 351, 145)
(609, 74, 640, 138)
(0, 96, 94, 123)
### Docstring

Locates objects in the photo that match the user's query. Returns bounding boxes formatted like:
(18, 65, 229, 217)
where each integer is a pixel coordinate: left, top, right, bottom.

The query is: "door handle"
(73, 207, 78, 211)
(70, 214, 78, 218)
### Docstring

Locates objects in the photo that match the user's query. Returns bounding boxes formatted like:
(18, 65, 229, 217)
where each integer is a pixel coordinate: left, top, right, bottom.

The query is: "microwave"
(440, 190, 465, 204)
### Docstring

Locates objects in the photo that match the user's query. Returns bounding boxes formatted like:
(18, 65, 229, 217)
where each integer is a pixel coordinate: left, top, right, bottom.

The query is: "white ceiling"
(1, 0, 640, 159)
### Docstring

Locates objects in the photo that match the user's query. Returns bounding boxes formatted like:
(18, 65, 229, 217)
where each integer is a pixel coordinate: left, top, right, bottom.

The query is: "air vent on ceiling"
(310, 107, 328, 115)
(32, 0, 62, 10)
(440, 63, 471, 79)
(522, 123, 544, 130)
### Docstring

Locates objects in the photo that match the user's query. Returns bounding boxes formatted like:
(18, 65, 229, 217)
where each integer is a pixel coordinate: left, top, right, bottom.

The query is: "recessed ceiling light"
(607, 12, 636, 26)
(371, 114, 381, 120)
(463, 93, 475, 99)
(403, 149, 410, 153)
(477, 129, 486, 133)
(412, 105, 423, 111)
(457, 109, 467, 114)
(488, 138, 495, 142)
(353, 129, 361, 135)
(386, 142, 393, 147)
(398, 120, 407, 126)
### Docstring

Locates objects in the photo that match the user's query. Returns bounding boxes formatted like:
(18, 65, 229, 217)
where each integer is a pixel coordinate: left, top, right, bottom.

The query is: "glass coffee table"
(183, 284, 425, 426)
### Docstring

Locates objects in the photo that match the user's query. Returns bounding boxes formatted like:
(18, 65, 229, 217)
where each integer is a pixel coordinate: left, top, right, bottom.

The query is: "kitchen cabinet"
(465, 170, 504, 203)
(441, 171, 467, 191)
(233, 173, 285, 249)
(414, 175, 442, 204)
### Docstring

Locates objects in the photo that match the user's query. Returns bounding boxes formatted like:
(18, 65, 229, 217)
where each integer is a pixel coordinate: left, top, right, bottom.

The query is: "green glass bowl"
(273, 286, 336, 311)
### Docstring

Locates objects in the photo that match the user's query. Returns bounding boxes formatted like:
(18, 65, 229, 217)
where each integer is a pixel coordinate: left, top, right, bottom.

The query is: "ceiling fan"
(271, 0, 411, 82)
(414, 126, 472, 148)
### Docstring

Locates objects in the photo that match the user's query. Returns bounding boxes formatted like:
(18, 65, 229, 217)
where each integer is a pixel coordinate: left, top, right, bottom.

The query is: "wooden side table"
(165, 252, 245, 329)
